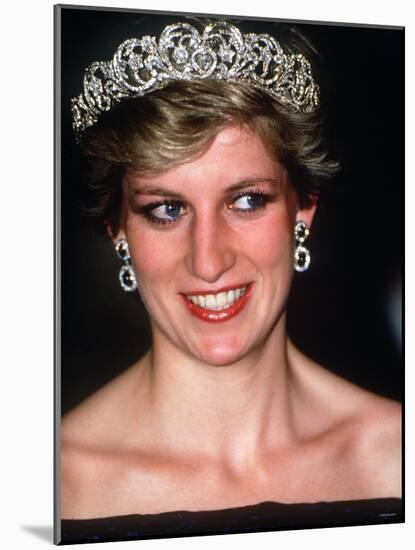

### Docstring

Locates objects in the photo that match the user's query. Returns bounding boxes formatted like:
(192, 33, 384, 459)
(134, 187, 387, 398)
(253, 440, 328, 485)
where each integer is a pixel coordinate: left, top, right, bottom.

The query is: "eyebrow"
(226, 177, 282, 193)
(129, 177, 282, 200)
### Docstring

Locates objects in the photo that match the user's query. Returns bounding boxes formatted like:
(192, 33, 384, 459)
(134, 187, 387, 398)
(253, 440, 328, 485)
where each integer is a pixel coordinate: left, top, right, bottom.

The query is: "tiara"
(71, 20, 320, 141)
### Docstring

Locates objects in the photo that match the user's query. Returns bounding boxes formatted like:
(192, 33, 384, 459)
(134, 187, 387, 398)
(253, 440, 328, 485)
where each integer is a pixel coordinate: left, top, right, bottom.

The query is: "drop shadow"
(21, 525, 54, 543)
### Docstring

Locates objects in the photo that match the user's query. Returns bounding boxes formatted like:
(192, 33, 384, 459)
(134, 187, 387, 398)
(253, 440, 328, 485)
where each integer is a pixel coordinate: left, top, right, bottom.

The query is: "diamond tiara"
(71, 20, 320, 141)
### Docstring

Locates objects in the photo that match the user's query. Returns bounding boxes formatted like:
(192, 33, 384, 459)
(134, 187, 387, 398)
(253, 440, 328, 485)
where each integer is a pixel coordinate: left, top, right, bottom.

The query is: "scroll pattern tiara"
(71, 20, 320, 140)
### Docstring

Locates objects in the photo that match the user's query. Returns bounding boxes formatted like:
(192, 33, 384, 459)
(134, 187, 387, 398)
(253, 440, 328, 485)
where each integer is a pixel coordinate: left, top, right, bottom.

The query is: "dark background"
(58, 7, 403, 414)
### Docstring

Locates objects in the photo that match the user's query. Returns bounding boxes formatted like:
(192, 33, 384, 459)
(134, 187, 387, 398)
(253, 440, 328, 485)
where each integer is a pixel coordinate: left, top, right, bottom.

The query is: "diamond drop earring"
(294, 221, 311, 272)
(115, 239, 137, 292)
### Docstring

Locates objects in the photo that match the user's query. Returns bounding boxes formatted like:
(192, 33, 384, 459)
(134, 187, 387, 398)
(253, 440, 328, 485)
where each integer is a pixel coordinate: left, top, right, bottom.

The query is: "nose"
(186, 211, 237, 283)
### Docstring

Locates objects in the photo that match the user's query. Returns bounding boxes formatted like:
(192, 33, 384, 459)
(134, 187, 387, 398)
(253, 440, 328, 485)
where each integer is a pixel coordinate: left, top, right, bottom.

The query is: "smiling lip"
(180, 283, 254, 323)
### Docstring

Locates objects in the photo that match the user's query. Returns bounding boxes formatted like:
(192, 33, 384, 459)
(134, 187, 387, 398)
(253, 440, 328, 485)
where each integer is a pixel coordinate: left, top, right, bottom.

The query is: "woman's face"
(117, 125, 315, 366)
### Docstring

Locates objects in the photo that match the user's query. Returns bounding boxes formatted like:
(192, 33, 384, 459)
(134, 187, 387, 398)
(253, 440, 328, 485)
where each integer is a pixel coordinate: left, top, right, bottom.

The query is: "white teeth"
(205, 294, 216, 309)
(186, 286, 247, 311)
(216, 292, 227, 308)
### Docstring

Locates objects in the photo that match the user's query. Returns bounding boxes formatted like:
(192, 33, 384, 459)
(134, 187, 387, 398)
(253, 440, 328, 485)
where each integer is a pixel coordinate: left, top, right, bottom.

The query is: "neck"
(138, 317, 299, 467)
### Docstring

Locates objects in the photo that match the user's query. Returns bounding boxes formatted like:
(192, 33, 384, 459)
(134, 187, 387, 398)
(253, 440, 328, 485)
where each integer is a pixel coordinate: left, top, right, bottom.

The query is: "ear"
(295, 201, 318, 229)
(105, 219, 125, 246)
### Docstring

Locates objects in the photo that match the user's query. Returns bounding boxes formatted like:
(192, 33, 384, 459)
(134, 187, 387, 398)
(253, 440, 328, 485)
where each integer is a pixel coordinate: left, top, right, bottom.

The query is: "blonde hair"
(80, 51, 338, 232)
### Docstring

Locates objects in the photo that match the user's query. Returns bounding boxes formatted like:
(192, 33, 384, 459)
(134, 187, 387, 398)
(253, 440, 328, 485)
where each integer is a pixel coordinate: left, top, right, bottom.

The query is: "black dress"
(59, 498, 402, 545)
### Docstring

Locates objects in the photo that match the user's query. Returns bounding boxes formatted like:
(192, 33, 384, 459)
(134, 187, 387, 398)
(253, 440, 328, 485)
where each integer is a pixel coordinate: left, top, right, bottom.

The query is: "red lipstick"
(180, 284, 254, 323)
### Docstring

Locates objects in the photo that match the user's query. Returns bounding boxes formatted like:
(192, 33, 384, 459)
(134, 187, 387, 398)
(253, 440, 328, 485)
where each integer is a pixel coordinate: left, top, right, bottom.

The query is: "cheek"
(122, 202, 180, 284)
(128, 230, 181, 285)
(238, 210, 294, 268)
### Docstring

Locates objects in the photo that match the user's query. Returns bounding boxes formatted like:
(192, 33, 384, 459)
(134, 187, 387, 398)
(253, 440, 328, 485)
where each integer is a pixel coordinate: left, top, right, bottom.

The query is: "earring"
(115, 239, 137, 292)
(294, 221, 311, 272)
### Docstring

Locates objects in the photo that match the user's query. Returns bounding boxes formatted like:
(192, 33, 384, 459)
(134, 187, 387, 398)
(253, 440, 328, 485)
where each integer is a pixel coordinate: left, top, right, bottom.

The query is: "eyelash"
(138, 190, 272, 228)
(139, 200, 187, 227)
(230, 190, 269, 214)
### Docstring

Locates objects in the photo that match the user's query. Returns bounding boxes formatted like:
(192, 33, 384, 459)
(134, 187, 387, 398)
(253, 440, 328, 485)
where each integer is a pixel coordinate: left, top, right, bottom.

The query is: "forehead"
(125, 124, 286, 193)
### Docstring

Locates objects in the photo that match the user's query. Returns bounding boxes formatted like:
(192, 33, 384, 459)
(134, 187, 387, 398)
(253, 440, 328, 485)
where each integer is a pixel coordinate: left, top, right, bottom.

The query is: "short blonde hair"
(79, 30, 338, 231)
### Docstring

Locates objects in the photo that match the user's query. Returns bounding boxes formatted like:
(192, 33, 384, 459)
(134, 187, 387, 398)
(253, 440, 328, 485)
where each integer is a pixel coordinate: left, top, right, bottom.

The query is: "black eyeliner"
(229, 188, 278, 214)
(137, 199, 186, 227)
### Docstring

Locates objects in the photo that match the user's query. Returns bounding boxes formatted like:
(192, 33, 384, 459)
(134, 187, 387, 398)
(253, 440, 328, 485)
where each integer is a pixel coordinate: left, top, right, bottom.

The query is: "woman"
(60, 15, 402, 544)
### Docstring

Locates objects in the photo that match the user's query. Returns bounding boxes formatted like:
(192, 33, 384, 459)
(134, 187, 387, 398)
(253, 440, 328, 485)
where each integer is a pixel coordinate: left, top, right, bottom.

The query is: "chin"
(190, 336, 250, 367)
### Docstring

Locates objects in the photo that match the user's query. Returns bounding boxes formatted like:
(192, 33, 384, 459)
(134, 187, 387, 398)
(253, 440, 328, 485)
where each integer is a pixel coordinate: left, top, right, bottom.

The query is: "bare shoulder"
(61, 426, 110, 519)
(351, 390, 402, 497)
(60, 391, 121, 519)
(61, 352, 153, 445)
(290, 344, 402, 499)
(323, 372, 401, 498)
(321, 376, 400, 498)
(60, 361, 148, 519)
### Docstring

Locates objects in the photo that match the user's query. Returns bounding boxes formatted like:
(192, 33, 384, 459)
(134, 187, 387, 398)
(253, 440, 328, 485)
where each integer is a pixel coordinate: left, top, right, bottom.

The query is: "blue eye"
(140, 200, 186, 226)
(150, 201, 183, 221)
(232, 192, 268, 212)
